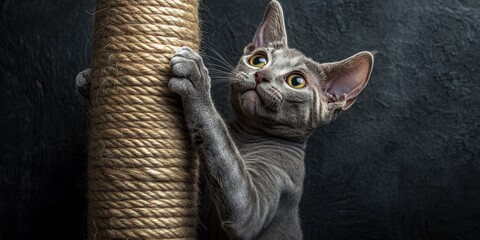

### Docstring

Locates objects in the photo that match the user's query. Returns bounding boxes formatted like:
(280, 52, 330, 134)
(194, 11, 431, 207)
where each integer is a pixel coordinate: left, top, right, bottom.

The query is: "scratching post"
(87, 0, 200, 239)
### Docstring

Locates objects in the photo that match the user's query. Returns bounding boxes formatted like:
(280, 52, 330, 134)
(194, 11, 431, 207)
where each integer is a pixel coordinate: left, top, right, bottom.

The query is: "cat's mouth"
(243, 87, 282, 113)
(243, 89, 264, 103)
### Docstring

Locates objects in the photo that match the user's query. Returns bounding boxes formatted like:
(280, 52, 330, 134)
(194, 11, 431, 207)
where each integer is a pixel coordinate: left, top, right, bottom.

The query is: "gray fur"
(76, 1, 373, 239)
(75, 68, 91, 98)
(169, 1, 373, 239)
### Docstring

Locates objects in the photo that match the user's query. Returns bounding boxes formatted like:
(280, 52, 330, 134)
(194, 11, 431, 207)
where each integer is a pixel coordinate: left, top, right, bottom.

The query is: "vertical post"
(87, 0, 200, 239)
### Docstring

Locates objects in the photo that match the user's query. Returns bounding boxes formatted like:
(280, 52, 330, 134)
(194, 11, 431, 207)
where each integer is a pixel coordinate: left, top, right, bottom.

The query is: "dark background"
(1, 0, 479, 239)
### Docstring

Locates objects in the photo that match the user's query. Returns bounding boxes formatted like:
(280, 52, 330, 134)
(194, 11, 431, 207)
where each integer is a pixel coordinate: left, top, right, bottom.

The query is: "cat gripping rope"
(87, 0, 200, 239)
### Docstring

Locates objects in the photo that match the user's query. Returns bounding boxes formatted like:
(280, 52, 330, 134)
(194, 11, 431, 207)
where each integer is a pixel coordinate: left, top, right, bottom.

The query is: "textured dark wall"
(1, 0, 479, 239)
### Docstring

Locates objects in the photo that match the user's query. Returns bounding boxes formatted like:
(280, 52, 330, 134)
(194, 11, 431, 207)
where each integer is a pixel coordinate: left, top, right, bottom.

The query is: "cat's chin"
(243, 89, 261, 101)
(240, 90, 263, 115)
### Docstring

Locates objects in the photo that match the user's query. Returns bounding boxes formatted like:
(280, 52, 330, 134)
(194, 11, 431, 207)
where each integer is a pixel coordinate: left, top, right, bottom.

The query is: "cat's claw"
(76, 68, 92, 99)
(169, 47, 210, 99)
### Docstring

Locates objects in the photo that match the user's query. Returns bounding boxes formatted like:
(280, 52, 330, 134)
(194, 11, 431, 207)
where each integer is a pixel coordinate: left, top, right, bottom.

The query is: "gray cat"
(77, 1, 374, 239)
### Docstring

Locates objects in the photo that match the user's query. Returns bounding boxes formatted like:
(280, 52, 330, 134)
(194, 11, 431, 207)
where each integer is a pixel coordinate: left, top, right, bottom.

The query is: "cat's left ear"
(322, 51, 374, 111)
(245, 1, 288, 54)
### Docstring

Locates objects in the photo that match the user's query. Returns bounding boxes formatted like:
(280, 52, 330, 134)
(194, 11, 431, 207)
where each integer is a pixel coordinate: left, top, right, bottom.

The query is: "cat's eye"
(286, 73, 307, 89)
(248, 53, 268, 68)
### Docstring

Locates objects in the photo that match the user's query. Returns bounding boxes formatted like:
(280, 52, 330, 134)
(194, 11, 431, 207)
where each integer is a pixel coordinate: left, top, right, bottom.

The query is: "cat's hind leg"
(75, 68, 91, 99)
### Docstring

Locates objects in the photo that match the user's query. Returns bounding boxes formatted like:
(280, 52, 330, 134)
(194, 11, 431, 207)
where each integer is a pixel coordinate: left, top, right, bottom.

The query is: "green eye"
(286, 73, 306, 89)
(249, 53, 268, 68)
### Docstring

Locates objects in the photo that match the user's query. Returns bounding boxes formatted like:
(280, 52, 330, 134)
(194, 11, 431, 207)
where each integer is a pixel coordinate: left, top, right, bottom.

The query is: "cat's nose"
(255, 71, 270, 85)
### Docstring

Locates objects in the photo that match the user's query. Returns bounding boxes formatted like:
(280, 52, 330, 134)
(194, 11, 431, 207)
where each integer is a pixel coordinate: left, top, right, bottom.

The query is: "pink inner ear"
(249, 1, 287, 50)
(324, 56, 372, 102)
(253, 23, 267, 48)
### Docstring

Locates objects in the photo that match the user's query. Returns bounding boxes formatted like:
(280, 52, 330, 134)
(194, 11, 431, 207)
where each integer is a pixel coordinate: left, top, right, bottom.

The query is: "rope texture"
(88, 0, 200, 239)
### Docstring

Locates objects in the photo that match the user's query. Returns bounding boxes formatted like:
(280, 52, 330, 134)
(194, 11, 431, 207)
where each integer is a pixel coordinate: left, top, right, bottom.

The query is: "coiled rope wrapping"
(88, 0, 200, 239)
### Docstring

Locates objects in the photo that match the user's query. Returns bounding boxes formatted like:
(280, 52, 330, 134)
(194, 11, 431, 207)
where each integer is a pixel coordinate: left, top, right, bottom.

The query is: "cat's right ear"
(244, 0, 288, 54)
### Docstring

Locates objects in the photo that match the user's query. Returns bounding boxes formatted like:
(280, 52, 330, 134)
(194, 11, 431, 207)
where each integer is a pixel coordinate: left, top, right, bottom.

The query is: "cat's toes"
(168, 77, 194, 97)
(175, 46, 202, 62)
(76, 68, 91, 98)
(170, 46, 207, 81)
(171, 56, 198, 80)
(169, 47, 210, 99)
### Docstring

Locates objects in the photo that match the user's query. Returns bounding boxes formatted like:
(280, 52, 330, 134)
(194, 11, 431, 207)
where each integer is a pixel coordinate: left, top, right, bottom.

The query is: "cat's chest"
(237, 140, 285, 159)
(235, 139, 305, 172)
(234, 133, 304, 155)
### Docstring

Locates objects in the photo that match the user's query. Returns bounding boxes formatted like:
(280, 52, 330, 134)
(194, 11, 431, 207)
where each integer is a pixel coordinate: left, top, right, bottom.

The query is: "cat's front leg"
(168, 47, 217, 138)
(169, 47, 282, 240)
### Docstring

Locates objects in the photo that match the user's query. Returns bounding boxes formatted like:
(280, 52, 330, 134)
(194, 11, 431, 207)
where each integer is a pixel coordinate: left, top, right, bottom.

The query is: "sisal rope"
(87, 0, 200, 239)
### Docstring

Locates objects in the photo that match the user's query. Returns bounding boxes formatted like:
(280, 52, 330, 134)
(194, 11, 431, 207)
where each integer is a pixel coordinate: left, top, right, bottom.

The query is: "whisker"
(203, 44, 236, 69)
(205, 63, 233, 73)
(208, 69, 234, 75)
(210, 78, 234, 83)
(211, 82, 232, 87)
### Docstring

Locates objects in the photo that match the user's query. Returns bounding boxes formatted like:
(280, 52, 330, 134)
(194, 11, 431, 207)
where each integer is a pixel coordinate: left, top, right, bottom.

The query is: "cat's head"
(229, 0, 374, 141)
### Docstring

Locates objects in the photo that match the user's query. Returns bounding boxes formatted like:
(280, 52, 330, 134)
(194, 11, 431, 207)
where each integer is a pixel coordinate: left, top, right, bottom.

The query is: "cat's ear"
(245, 0, 288, 54)
(322, 51, 374, 111)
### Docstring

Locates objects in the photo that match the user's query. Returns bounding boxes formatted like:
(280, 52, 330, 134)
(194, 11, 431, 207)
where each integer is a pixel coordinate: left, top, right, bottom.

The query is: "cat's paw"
(75, 68, 91, 99)
(169, 47, 210, 98)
